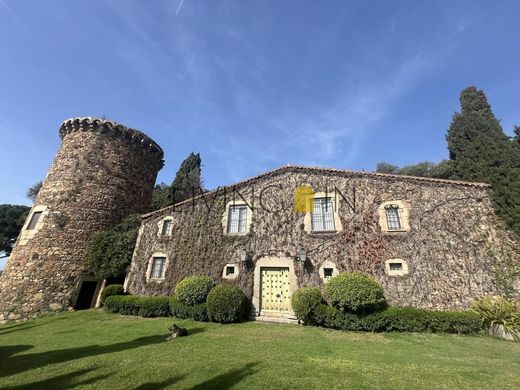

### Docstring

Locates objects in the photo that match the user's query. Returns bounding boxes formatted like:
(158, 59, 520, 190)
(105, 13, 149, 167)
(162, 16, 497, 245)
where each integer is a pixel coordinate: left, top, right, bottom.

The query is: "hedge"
(169, 297, 208, 322)
(174, 276, 215, 306)
(207, 284, 247, 323)
(137, 296, 171, 318)
(311, 304, 482, 334)
(100, 284, 124, 305)
(104, 296, 145, 316)
(323, 272, 386, 313)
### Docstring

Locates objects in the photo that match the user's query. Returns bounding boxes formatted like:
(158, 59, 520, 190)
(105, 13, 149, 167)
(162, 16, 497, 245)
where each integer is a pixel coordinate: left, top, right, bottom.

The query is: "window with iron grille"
(311, 198, 335, 232)
(150, 257, 166, 279)
(385, 205, 401, 230)
(228, 205, 248, 234)
(161, 220, 172, 236)
(27, 211, 42, 230)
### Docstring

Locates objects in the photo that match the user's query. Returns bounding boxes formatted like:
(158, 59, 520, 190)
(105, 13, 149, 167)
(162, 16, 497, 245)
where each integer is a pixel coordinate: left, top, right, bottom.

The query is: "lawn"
(1, 310, 519, 389)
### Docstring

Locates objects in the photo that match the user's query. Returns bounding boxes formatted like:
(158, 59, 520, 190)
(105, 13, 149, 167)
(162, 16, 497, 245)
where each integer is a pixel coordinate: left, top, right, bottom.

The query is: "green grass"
(1, 310, 519, 389)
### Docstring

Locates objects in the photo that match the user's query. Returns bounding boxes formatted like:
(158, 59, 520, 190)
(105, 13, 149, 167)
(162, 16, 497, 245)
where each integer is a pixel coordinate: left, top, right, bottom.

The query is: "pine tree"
(447, 86, 520, 237)
(171, 152, 202, 204)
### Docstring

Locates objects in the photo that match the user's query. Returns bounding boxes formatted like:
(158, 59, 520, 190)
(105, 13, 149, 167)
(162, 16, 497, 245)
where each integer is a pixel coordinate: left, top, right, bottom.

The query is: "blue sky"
(1, 0, 520, 207)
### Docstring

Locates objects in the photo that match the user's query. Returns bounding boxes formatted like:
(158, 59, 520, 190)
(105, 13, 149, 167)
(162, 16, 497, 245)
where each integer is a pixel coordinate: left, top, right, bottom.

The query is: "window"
(27, 211, 42, 230)
(226, 266, 235, 275)
(389, 262, 402, 271)
(228, 205, 248, 234)
(150, 257, 166, 279)
(324, 268, 334, 278)
(311, 198, 335, 232)
(222, 263, 239, 280)
(385, 205, 401, 230)
(161, 220, 172, 236)
(385, 259, 408, 276)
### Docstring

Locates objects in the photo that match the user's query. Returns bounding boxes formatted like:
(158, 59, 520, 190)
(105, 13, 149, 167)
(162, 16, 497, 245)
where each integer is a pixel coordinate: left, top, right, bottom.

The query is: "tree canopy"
(376, 86, 520, 237)
(26, 181, 42, 202)
(0, 204, 30, 255)
(85, 214, 141, 279)
(150, 152, 203, 210)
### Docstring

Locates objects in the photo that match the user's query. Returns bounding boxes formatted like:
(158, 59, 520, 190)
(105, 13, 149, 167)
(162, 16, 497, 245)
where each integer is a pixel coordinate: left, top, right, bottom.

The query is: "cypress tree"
(447, 86, 520, 237)
(171, 152, 202, 203)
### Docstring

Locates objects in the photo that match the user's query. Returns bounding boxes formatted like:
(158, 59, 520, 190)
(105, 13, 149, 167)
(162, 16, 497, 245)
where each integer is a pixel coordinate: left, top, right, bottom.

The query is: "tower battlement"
(59, 117, 164, 161)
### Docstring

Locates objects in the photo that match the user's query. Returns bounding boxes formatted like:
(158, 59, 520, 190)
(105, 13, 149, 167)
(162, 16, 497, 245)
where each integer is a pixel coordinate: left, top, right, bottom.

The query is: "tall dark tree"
(447, 86, 520, 237)
(171, 152, 202, 203)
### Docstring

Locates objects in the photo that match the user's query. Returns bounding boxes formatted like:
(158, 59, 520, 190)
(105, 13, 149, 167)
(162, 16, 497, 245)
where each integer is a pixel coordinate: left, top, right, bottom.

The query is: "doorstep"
(252, 315, 299, 325)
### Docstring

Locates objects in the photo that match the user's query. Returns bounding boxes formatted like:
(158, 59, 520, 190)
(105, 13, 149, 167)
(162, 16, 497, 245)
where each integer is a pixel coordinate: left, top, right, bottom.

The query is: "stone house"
(125, 165, 520, 322)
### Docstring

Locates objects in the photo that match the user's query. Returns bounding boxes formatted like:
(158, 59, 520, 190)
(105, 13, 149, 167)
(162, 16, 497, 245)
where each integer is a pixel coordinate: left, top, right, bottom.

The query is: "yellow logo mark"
(294, 185, 314, 213)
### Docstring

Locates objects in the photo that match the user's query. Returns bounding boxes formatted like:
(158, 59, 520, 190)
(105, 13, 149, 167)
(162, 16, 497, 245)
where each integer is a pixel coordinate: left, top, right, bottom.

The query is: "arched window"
(378, 201, 410, 233)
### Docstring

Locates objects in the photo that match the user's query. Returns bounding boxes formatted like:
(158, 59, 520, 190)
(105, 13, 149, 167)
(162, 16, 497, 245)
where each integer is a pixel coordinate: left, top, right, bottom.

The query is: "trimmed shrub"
(174, 276, 215, 306)
(310, 304, 481, 334)
(323, 272, 386, 313)
(104, 295, 143, 316)
(207, 284, 247, 323)
(292, 287, 322, 323)
(170, 297, 208, 322)
(429, 310, 482, 334)
(100, 284, 124, 305)
(137, 296, 171, 318)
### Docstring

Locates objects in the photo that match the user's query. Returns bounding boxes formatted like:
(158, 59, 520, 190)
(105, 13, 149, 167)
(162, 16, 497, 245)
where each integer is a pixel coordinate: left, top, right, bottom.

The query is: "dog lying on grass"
(166, 323, 188, 340)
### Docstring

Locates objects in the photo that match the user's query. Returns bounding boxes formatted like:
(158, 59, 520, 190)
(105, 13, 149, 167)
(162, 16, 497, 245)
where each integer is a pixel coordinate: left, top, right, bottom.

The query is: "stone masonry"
(0, 118, 163, 322)
(126, 166, 520, 314)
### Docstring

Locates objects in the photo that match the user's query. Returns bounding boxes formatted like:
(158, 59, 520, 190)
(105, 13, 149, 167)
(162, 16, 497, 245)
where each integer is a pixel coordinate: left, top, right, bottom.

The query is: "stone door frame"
(252, 256, 298, 318)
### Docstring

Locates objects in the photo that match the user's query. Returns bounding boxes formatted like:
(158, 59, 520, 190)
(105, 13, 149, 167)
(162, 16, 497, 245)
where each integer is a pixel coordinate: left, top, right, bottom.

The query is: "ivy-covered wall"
(125, 166, 520, 310)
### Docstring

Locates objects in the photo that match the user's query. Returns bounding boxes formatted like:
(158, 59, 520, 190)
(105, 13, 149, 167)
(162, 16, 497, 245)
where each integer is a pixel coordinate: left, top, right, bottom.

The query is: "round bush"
(323, 272, 385, 313)
(174, 276, 215, 306)
(207, 284, 246, 323)
(291, 287, 322, 323)
(100, 284, 124, 305)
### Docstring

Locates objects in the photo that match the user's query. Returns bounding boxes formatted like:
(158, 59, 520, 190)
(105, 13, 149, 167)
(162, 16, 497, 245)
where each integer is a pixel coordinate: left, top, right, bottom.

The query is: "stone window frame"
(18, 205, 48, 246)
(378, 200, 410, 233)
(318, 260, 338, 283)
(384, 259, 409, 276)
(145, 252, 169, 282)
(157, 216, 174, 238)
(222, 199, 253, 236)
(304, 191, 343, 234)
(222, 263, 239, 280)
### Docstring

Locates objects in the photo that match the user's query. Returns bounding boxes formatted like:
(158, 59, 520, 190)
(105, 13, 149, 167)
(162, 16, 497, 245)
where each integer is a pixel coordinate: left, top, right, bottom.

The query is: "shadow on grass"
(0, 334, 169, 378)
(2, 367, 111, 389)
(133, 374, 187, 390)
(0, 322, 45, 335)
(190, 362, 258, 389)
(0, 345, 33, 358)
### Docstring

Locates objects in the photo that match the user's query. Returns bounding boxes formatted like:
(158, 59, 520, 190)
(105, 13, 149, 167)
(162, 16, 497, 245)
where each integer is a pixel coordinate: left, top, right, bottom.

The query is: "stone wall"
(126, 166, 520, 311)
(0, 118, 163, 322)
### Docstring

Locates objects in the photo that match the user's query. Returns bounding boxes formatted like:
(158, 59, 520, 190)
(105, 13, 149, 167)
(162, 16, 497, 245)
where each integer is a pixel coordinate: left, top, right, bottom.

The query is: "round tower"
(0, 117, 164, 321)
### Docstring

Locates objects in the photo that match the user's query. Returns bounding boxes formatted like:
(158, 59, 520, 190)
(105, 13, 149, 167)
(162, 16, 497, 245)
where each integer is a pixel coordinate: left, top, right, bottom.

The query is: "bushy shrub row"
(104, 276, 248, 324)
(311, 304, 481, 334)
(169, 297, 208, 322)
(103, 295, 170, 318)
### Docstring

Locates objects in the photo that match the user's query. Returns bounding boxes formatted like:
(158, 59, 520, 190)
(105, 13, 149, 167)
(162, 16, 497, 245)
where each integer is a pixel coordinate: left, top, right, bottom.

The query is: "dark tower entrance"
(74, 281, 99, 310)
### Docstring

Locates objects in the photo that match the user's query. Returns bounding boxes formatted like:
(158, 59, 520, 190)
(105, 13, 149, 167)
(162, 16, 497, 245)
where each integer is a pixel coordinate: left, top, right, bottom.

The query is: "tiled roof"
(142, 164, 489, 219)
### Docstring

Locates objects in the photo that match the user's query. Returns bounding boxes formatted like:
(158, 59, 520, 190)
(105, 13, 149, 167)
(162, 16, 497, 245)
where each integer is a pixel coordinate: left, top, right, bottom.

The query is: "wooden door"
(260, 267, 291, 314)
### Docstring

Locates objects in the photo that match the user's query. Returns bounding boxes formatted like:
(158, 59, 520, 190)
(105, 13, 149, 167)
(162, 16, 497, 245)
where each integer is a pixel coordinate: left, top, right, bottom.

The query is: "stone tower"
(0, 117, 163, 321)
